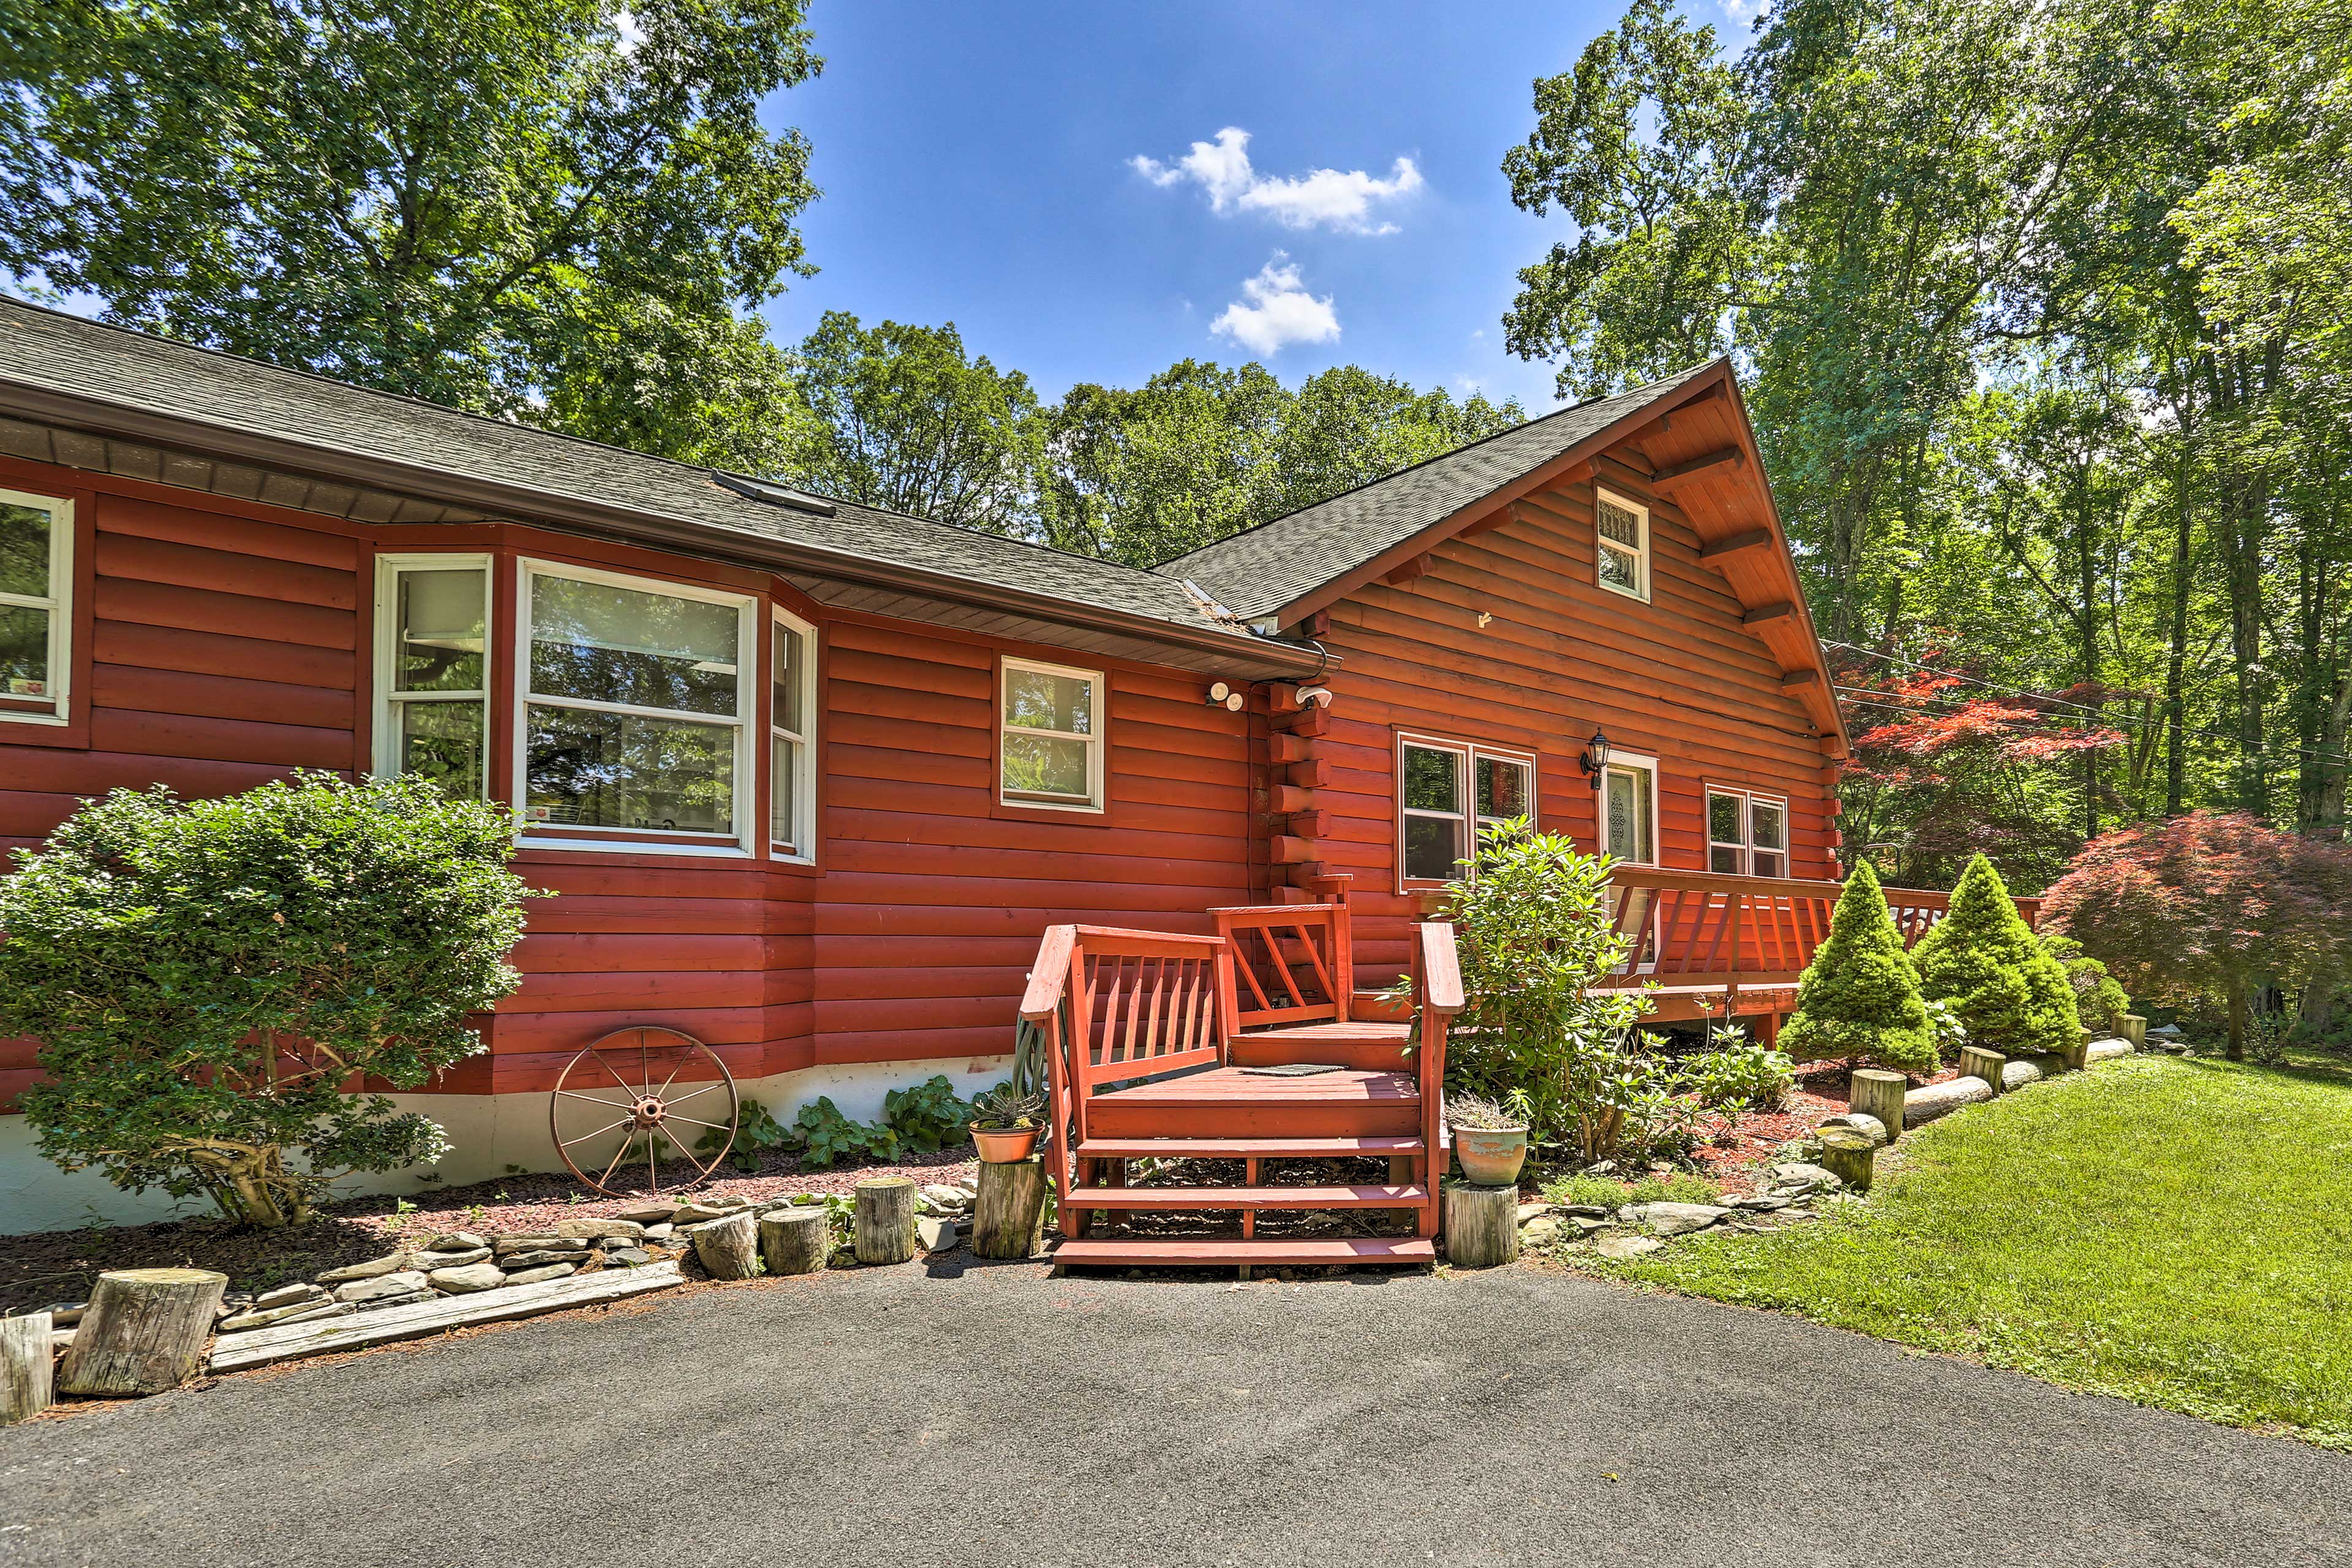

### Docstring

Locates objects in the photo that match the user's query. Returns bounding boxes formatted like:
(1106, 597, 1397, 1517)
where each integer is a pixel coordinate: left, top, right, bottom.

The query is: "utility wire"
(1824, 639, 2352, 770)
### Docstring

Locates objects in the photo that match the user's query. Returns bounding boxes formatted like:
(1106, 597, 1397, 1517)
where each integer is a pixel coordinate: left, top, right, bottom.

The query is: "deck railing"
(1598, 865, 2041, 1005)
(1212, 901, 1351, 1032)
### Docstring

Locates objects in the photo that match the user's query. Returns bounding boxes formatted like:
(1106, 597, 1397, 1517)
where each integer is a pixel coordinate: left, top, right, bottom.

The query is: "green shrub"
(1779, 860, 1938, 1072)
(2041, 933, 2133, 1035)
(883, 1074, 973, 1154)
(698, 1096, 792, 1174)
(1913, 854, 2080, 1057)
(1400, 818, 1675, 1163)
(0, 774, 535, 1227)
(1675, 1035, 1796, 1111)
(788, 1097, 899, 1169)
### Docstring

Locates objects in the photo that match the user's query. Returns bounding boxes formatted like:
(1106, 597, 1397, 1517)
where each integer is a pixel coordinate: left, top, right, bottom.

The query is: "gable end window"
(1595, 489, 1651, 603)
(0, 488, 72, 726)
(517, 560, 756, 850)
(1397, 733, 1536, 886)
(1001, 657, 1104, 812)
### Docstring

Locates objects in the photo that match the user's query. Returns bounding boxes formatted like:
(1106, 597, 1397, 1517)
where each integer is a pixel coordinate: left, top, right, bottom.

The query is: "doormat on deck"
(1239, 1063, 1348, 1077)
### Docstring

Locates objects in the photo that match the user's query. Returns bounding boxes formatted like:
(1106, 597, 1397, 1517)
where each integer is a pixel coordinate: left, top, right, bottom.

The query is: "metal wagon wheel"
(549, 1026, 739, 1197)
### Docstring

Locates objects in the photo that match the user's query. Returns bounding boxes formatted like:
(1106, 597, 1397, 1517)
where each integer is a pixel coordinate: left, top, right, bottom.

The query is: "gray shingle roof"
(1155, 361, 1722, 619)
(0, 298, 1250, 644)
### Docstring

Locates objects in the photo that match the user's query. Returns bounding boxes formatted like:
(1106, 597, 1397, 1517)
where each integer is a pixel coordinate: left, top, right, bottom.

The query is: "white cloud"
(1211, 254, 1340, 356)
(1131, 127, 1422, 235)
(614, 9, 646, 52)
(1718, 0, 1771, 20)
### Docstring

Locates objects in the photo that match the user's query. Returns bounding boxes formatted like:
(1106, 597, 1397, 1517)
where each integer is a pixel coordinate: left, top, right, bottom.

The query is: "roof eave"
(0, 376, 1321, 679)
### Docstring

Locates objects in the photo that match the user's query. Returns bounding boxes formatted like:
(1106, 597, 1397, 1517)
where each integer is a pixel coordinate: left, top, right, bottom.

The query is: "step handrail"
(1411, 921, 1464, 1240)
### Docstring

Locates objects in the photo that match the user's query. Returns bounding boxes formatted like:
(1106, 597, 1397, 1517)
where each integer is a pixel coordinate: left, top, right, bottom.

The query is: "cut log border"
(1441, 1180, 1518, 1270)
(972, 1157, 1049, 1260)
(1, 1311, 51, 1425)
(759, 1208, 830, 1276)
(1850, 1069, 1907, 1142)
(59, 1268, 227, 1398)
(854, 1176, 919, 1265)
(1815, 1126, 1876, 1193)
(1958, 1045, 2006, 1095)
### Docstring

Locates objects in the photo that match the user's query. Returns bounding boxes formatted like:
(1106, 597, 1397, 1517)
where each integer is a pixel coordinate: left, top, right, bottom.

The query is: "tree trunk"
(757, 1208, 829, 1277)
(1441, 1180, 1518, 1269)
(687, 1212, 761, 1280)
(1849, 1068, 1907, 1141)
(58, 1268, 227, 1396)
(971, 1157, 1049, 1260)
(853, 1177, 918, 1265)
(1, 1311, 52, 1424)
(2227, 977, 2249, 1061)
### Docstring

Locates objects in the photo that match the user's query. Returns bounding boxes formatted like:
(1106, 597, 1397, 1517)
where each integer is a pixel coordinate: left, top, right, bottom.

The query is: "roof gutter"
(0, 378, 1322, 676)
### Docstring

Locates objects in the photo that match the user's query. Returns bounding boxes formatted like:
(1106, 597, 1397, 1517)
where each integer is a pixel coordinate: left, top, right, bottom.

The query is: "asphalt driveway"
(2, 1257, 2345, 1567)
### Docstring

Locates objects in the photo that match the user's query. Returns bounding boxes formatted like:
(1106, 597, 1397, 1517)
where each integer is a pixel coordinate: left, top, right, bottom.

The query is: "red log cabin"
(0, 300, 1958, 1253)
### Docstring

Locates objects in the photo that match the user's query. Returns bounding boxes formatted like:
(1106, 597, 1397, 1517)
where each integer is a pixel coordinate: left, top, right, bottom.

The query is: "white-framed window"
(1600, 752, 1659, 866)
(515, 559, 757, 854)
(1397, 731, 1536, 886)
(373, 555, 492, 798)
(1595, 488, 1651, 603)
(1708, 786, 1789, 878)
(770, 608, 816, 859)
(1000, 656, 1104, 812)
(0, 487, 72, 726)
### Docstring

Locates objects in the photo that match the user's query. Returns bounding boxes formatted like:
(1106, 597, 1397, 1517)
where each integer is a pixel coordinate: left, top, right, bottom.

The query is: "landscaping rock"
(641, 1223, 674, 1242)
(613, 1202, 679, 1224)
(1732, 1194, 1791, 1212)
(1516, 1202, 1554, 1224)
(1586, 1161, 1619, 1176)
(1594, 1233, 1663, 1260)
(498, 1249, 591, 1270)
(1559, 1204, 1611, 1219)
(217, 1292, 254, 1315)
(217, 1298, 351, 1334)
(361, 1289, 437, 1311)
(333, 1271, 429, 1304)
(423, 1231, 486, 1253)
(1569, 1215, 1612, 1234)
(417, 1246, 491, 1269)
(2086, 1036, 2134, 1063)
(2002, 1057, 2049, 1090)
(492, 1235, 566, 1256)
(916, 1216, 961, 1252)
(427, 1262, 507, 1294)
(251, 1283, 324, 1312)
(1819, 1112, 1889, 1147)
(604, 1247, 652, 1267)
(1768, 1162, 1842, 1193)
(922, 1184, 973, 1212)
(1635, 1202, 1730, 1237)
(317, 1251, 412, 1284)
(669, 1202, 743, 1224)
(557, 1218, 643, 1240)
(40, 1303, 85, 1327)
(502, 1263, 578, 1286)
(1520, 1217, 1564, 1247)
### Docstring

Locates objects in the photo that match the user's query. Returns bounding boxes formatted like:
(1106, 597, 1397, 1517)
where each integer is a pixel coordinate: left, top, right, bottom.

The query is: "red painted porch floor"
(1091, 1065, 1417, 1107)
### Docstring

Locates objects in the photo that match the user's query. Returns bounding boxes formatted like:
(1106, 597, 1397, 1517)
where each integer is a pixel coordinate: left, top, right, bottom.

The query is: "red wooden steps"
(1084, 1065, 1419, 1139)
(1063, 1183, 1427, 1210)
(1075, 1135, 1422, 1159)
(1049, 1236, 1436, 1268)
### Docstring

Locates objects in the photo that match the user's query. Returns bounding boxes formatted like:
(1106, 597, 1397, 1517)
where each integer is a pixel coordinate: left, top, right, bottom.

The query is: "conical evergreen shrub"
(1778, 859, 1938, 1074)
(1911, 853, 2079, 1057)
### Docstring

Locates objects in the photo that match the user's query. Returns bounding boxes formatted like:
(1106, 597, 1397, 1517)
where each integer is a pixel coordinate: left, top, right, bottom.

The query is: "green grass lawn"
(1594, 1051, 2352, 1450)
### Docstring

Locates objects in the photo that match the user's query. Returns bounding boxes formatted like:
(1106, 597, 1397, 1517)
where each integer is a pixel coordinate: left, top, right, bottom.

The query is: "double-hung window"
(0, 488, 71, 726)
(1708, 788, 1788, 878)
(1000, 657, 1104, 811)
(771, 610, 816, 858)
(1595, 489, 1650, 602)
(1398, 733, 1536, 886)
(518, 561, 756, 849)
(375, 556, 492, 797)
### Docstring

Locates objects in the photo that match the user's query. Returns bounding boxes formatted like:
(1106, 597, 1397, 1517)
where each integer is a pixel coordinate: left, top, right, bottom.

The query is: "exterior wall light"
(1580, 727, 1611, 790)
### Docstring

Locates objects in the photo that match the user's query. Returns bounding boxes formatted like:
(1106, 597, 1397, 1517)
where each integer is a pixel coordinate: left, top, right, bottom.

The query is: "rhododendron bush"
(2040, 812, 2352, 1060)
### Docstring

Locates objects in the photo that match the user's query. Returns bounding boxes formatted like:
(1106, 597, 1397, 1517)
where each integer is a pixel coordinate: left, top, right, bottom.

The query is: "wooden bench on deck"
(1020, 902, 1463, 1272)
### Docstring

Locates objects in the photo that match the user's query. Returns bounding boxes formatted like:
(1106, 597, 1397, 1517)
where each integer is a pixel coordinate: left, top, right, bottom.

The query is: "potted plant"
(968, 1084, 1047, 1163)
(1447, 1091, 1531, 1187)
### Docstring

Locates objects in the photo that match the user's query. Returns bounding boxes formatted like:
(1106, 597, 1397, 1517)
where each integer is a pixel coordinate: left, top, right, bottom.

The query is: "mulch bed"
(0, 1146, 979, 1317)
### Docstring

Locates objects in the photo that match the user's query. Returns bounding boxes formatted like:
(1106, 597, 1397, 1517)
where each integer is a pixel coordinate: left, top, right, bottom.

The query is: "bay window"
(0, 487, 71, 726)
(518, 562, 756, 848)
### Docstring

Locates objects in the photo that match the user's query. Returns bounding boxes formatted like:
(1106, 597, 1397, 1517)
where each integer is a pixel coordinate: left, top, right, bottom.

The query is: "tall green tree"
(0, 0, 820, 470)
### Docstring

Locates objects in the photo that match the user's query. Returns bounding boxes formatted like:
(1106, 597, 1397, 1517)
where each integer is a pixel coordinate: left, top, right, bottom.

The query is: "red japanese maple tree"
(2039, 812, 2352, 1059)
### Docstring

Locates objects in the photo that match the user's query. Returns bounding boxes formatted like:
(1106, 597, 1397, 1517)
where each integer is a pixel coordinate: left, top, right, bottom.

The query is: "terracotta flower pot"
(970, 1123, 1043, 1164)
(1453, 1125, 1529, 1187)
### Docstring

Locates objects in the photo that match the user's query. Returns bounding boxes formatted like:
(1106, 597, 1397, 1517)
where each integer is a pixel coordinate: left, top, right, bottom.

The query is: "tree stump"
(1850, 1068, 1907, 1141)
(688, 1211, 761, 1280)
(1904, 1075, 1993, 1128)
(854, 1177, 918, 1265)
(2119, 1014, 2148, 1049)
(1442, 1180, 1518, 1269)
(2058, 1028, 2091, 1071)
(1958, 1045, 2007, 1095)
(972, 1157, 1049, 1260)
(58, 1268, 226, 1396)
(2, 1311, 52, 1424)
(1815, 1126, 1877, 1193)
(758, 1208, 829, 1277)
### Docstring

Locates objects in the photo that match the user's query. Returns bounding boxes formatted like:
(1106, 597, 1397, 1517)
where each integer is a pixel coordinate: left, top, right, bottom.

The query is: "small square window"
(1001, 657, 1104, 810)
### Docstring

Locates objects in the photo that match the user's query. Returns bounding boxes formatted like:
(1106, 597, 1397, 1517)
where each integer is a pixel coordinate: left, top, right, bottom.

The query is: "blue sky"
(758, 2, 1741, 413)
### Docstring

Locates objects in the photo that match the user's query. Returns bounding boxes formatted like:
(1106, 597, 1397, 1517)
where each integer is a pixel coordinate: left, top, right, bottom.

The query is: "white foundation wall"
(0, 1055, 1011, 1237)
